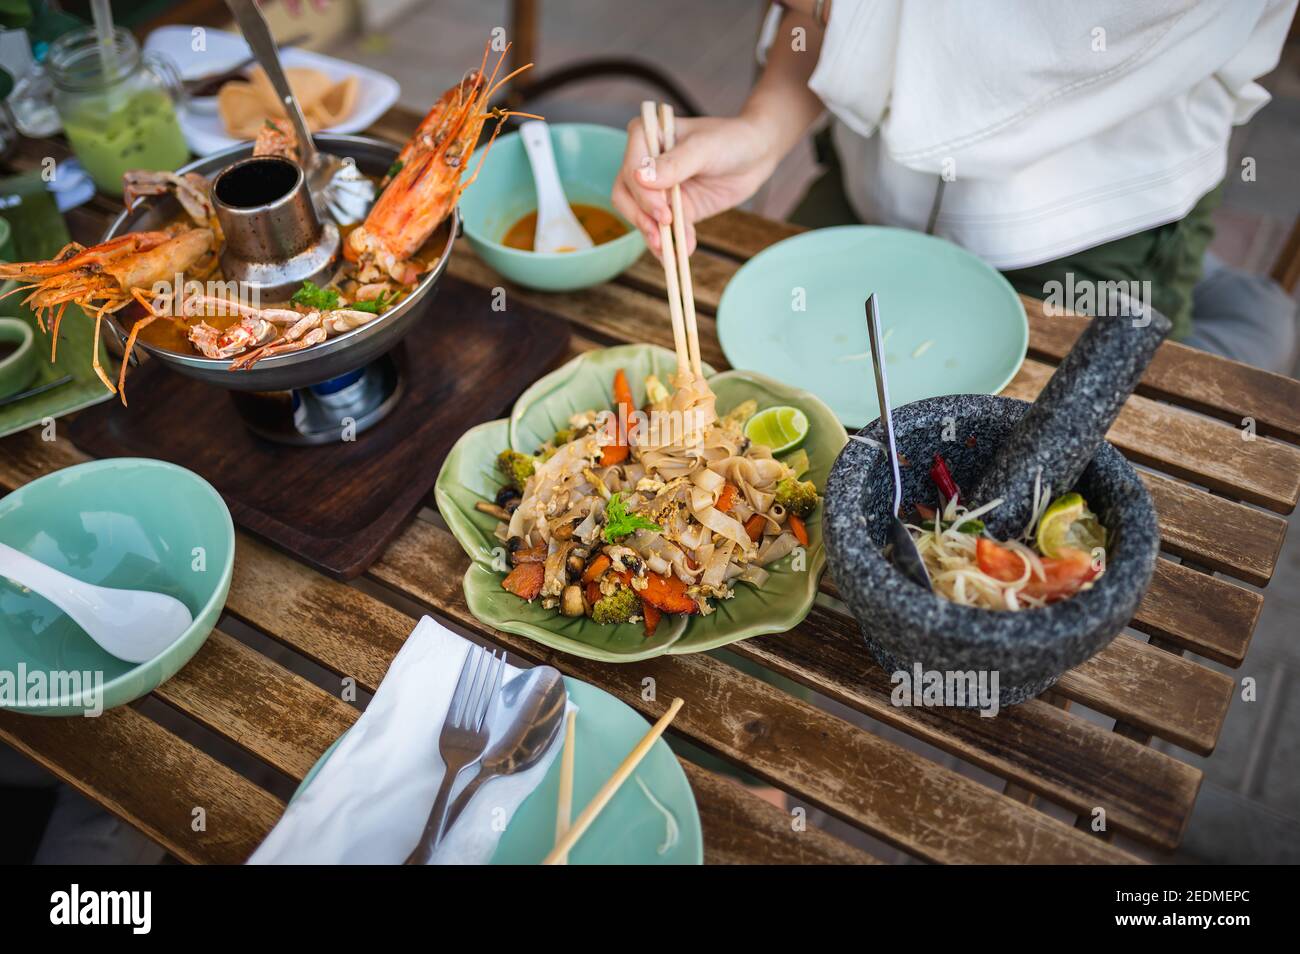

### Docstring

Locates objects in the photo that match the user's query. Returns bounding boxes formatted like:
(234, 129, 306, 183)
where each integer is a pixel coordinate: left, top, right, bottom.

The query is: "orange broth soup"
(501, 203, 628, 252)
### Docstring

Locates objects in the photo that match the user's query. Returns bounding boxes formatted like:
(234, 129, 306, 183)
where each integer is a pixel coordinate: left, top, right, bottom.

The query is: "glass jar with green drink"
(47, 26, 189, 196)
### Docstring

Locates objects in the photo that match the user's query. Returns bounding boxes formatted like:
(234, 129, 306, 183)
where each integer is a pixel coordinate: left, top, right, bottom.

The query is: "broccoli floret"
(775, 476, 818, 518)
(496, 449, 536, 492)
(552, 427, 577, 446)
(591, 586, 640, 625)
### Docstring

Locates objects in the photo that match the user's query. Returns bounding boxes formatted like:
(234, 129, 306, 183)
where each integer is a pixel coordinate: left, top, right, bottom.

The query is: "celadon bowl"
(0, 458, 234, 715)
(458, 123, 646, 292)
(435, 344, 847, 662)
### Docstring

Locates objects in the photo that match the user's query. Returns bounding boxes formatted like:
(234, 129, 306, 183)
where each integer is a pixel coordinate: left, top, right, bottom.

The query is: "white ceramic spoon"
(519, 121, 594, 254)
(0, 541, 192, 663)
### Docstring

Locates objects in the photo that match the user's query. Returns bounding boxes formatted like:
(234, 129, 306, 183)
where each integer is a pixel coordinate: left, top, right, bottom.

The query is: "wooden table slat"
(152, 628, 357, 781)
(1140, 470, 1287, 587)
(0, 706, 281, 865)
(724, 609, 1202, 849)
(1003, 360, 1300, 514)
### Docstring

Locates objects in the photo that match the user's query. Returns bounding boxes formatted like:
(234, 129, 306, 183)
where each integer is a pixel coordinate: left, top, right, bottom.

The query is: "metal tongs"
(223, 0, 375, 225)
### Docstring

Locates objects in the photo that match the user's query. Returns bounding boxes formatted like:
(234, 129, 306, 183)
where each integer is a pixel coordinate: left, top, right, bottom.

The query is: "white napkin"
(249, 616, 571, 864)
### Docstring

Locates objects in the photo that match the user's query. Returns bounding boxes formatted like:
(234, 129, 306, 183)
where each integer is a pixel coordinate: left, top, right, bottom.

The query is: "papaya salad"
(478, 368, 819, 637)
(905, 454, 1106, 610)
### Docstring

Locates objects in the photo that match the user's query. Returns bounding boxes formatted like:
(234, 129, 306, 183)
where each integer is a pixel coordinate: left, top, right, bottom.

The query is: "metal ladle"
(223, 0, 375, 225)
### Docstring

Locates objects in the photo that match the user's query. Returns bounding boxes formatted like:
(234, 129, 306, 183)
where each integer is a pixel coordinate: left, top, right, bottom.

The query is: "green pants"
(792, 131, 1221, 340)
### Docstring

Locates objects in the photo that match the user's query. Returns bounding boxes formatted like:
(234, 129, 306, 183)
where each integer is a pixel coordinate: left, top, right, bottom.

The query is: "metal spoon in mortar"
(866, 294, 932, 590)
(408, 664, 566, 861)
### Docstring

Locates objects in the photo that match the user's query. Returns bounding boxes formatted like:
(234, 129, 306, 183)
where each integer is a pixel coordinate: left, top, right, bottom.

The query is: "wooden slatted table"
(2, 106, 1296, 864)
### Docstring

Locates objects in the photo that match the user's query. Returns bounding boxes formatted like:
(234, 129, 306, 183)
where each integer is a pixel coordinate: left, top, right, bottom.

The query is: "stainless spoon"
(224, 0, 375, 225)
(866, 294, 932, 590)
(412, 665, 567, 860)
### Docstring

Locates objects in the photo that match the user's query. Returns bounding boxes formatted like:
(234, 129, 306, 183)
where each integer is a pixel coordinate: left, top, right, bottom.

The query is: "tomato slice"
(976, 538, 1097, 603)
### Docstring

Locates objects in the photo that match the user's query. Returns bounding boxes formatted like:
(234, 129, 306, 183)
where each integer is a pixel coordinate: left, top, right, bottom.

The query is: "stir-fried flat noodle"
(501, 371, 804, 614)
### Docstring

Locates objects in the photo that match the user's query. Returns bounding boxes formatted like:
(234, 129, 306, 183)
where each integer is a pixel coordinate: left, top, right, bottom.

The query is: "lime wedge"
(744, 405, 808, 454)
(1036, 492, 1106, 558)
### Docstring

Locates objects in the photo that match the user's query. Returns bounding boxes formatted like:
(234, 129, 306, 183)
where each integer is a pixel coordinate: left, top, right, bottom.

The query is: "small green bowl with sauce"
(0, 317, 38, 400)
(459, 123, 645, 292)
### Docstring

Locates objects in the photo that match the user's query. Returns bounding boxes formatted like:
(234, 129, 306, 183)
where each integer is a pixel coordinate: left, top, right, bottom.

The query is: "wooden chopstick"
(541, 697, 684, 865)
(553, 709, 577, 865)
(659, 103, 703, 379)
(640, 101, 692, 382)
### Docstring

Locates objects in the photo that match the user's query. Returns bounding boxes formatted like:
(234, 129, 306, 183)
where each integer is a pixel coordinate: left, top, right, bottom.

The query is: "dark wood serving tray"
(68, 277, 569, 580)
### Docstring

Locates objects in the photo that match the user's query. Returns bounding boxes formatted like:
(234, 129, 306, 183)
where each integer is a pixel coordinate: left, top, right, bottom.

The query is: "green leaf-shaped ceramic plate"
(436, 344, 847, 662)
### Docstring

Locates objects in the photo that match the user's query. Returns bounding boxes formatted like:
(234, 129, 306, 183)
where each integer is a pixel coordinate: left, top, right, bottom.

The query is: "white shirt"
(778, 0, 1295, 269)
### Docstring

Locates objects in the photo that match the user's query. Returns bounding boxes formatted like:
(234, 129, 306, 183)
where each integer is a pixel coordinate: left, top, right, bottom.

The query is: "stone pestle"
(971, 306, 1172, 538)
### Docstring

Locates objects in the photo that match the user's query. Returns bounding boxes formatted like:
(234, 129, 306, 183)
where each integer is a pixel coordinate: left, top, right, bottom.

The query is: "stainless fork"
(404, 645, 506, 864)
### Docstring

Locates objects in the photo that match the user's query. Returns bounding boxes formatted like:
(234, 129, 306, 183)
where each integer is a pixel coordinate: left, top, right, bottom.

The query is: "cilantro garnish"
(290, 281, 339, 311)
(602, 492, 661, 542)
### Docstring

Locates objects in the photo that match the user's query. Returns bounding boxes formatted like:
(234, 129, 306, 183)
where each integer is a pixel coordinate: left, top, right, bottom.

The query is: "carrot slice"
(511, 544, 547, 564)
(789, 514, 809, 547)
(638, 571, 697, 614)
(598, 443, 630, 467)
(585, 580, 602, 607)
(582, 553, 611, 583)
(599, 368, 638, 466)
(715, 483, 738, 513)
(501, 562, 544, 600)
(744, 513, 766, 543)
(613, 368, 635, 414)
(642, 601, 662, 638)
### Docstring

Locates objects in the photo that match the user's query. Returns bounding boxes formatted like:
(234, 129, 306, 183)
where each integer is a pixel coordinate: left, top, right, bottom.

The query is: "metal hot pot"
(100, 135, 458, 443)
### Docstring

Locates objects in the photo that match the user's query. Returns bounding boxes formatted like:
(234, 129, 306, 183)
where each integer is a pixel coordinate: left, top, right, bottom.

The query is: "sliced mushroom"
(561, 584, 585, 617)
(475, 500, 512, 521)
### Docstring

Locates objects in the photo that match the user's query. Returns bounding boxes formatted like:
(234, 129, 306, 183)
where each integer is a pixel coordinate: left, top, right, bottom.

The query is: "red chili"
(929, 454, 961, 506)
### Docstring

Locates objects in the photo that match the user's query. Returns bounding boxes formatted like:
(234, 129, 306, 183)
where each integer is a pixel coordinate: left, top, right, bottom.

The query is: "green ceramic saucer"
(293, 676, 703, 865)
(716, 226, 1028, 427)
(0, 458, 233, 715)
(436, 343, 847, 662)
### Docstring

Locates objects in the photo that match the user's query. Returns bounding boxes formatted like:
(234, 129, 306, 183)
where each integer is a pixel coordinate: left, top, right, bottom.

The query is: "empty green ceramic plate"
(435, 343, 847, 662)
(716, 226, 1028, 427)
(293, 676, 703, 865)
(0, 458, 233, 715)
